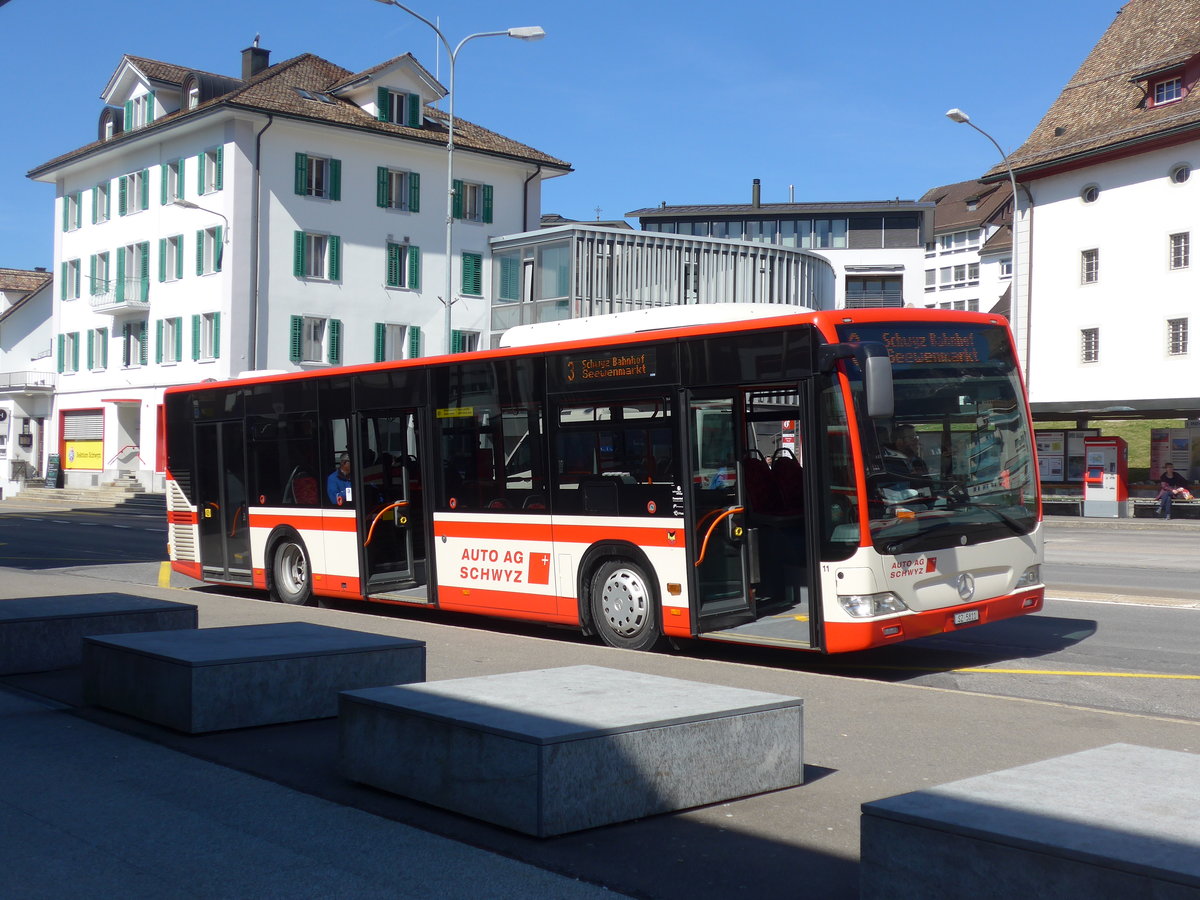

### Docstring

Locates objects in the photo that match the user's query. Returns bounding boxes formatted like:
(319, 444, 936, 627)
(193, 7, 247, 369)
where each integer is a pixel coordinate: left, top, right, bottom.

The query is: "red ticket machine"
(1082, 436, 1128, 518)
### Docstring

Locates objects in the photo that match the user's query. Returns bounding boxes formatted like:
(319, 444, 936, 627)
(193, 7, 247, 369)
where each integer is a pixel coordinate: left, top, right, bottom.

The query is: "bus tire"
(270, 535, 313, 606)
(590, 559, 661, 651)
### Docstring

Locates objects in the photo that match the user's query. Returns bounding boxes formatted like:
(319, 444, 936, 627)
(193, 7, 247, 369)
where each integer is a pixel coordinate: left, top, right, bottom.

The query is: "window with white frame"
(199, 148, 222, 195)
(1081, 327, 1099, 363)
(293, 231, 340, 281)
(378, 88, 420, 127)
(924, 269, 935, 292)
(93, 181, 110, 224)
(188, 85, 199, 109)
(119, 169, 149, 215)
(91, 251, 110, 296)
(197, 227, 223, 275)
(1000, 257, 1013, 278)
(1170, 232, 1190, 270)
(386, 241, 420, 289)
(163, 158, 184, 204)
(122, 320, 148, 367)
(127, 93, 153, 129)
(117, 242, 150, 303)
(195, 311, 220, 361)
(451, 330, 480, 354)
(936, 228, 981, 254)
(937, 263, 979, 289)
(1154, 76, 1183, 106)
(60, 332, 80, 373)
(295, 153, 340, 200)
(377, 167, 419, 211)
(89, 327, 108, 370)
(62, 259, 80, 300)
(1169, 318, 1189, 356)
(374, 323, 408, 362)
(1081, 248, 1099, 284)
(63, 191, 82, 232)
(289, 314, 342, 365)
(160, 234, 183, 283)
(159, 316, 183, 363)
(454, 180, 492, 223)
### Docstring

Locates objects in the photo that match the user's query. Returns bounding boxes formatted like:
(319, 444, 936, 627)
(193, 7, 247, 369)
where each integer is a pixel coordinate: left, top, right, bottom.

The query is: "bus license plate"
(954, 609, 980, 626)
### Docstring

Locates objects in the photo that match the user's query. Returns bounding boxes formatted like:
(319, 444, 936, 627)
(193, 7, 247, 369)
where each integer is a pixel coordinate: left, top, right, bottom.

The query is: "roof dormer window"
(377, 87, 421, 127)
(125, 92, 155, 130)
(1154, 76, 1184, 106)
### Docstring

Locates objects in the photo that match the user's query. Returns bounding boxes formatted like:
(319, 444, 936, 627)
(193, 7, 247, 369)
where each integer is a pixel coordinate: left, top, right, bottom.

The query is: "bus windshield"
(836, 321, 1037, 554)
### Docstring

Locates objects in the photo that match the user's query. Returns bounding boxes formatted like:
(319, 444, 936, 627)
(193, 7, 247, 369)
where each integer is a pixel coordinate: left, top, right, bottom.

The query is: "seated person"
(327, 454, 353, 506)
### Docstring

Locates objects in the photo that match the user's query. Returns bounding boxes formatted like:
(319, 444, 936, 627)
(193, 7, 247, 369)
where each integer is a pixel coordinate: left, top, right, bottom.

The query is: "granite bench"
(0, 593, 197, 675)
(861, 743, 1200, 899)
(84, 621, 425, 733)
(340, 664, 804, 837)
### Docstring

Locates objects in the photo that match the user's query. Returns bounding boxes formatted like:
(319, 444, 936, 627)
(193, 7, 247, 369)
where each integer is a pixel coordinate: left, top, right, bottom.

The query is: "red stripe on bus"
(433, 518, 685, 547)
(249, 512, 358, 532)
(436, 584, 579, 624)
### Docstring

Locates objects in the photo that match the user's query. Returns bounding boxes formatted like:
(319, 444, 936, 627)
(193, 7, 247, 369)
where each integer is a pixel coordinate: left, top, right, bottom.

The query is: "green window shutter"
(175, 317, 183, 361)
(462, 252, 482, 295)
(56, 334, 64, 373)
(87, 330, 94, 371)
(214, 147, 223, 191)
(406, 92, 420, 127)
(329, 158, 341, 201)
(124, 100, 133, 126)
(115, 250, 126, 302)
(409, 171, 420, 212)
(196, 230, 204, 276)
(482, 184, 493, 224)
(92, 186, 98, 224)
(289, 315, 303, 362)
(118, 177, 128, 216)
(293, 231, 306, 276)
(158, 238, 166, 282)
(176, 158, 183, 196)
(328, 318, 342, 365)
(197, 152, 205, 194)
(374, 322, 385, 362)
(294, 153, 307, 195)
(138, 243, 149, 300)
(140, 169, 149, 210)
(213, 227, 223, 272)
(139, 322, 148, 366)
(408, 245, 421, 290)
(500, 255, 520, 300)
(377, 87, 390, 122)
(386, 243, 401, 288)
(146, 91, 155, 124)
(61, 195, 68, 232)
(452, 179, 464, 219)
(60, 262, 67, 300)
(160, 165, 168, 205)
(212, 313, 220, 359)
(451, 329, 464, 354)
(71, 332, 79, 372)
(191, 315, 200, 360)
(89, 255, 97, 296)
(328, 234, 341, 281)
(100, 328, 108, 368)
(175, 237, 183, 280)
(376, 167, 389, 208)
(156, 319, 164, 363)
(408, 325, 420, 359)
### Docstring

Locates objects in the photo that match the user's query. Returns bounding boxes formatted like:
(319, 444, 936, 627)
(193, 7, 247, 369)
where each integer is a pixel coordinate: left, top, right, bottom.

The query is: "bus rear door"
(194, 420, 252, 584)
(356, 409, 426, 598)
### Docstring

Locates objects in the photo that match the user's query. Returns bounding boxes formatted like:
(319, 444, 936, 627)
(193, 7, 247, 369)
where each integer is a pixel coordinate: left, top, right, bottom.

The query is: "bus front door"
(194, 421, 252, 583)
(357, 410, 426, 598)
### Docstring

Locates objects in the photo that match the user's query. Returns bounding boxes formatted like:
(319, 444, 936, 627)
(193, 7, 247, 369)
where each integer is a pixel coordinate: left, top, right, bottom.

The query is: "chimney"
(242, 43, 270, 81)
(752, 178, 761, 208)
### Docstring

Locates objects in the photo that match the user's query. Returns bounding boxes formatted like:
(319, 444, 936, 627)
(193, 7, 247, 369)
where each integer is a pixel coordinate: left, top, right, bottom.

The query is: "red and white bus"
(164, 304, 1043, 653)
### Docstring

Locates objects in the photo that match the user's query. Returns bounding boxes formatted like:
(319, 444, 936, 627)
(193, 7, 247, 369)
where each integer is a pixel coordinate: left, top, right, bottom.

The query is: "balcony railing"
(90, 279, 150, 315)
(0, 371, 56, 391)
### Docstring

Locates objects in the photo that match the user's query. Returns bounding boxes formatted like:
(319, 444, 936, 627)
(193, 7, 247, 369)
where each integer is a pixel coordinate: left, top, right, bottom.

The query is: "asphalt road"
(2, 503, 1197, 720)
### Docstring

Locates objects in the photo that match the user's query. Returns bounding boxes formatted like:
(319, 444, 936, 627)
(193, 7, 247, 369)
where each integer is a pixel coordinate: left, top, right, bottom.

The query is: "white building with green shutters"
(27, 43, 569, 490)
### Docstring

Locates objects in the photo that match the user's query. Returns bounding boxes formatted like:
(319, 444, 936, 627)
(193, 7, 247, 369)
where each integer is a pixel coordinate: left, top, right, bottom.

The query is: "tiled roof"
(627, 200, 931, 218)
(30, 51, 570, 178)
(993, 0, 1200, 179)
(124, 55, 226, 86)
(0, 267, 52, 294)
(327, 53, 441, 94)
(980, 222, 1013, 254)
(919, 179, 1011, 233)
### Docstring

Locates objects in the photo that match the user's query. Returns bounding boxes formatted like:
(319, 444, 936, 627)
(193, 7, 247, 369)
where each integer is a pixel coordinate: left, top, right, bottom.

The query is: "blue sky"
(1, 0, 1120, 270)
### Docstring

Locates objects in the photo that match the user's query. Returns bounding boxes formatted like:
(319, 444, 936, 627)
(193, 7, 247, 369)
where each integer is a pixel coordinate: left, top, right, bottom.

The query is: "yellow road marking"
(158, 561, 172, 589)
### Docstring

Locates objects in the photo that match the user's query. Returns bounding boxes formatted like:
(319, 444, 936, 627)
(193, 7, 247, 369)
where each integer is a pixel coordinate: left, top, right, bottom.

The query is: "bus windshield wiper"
(974, 503, 1030, 535)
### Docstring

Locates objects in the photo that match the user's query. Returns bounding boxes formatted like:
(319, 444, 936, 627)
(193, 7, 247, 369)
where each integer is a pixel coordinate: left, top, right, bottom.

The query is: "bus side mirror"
(818, 341, 894, 419)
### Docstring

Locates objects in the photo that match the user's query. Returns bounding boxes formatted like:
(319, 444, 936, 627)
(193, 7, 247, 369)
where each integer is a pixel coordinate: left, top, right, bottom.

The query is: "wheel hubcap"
(279, 545, 305, 594)
(600, 568, 648, 637)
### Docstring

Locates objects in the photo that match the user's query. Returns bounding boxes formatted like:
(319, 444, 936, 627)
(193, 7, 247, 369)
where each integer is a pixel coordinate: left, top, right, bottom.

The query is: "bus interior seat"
(523, 495, 546, 510)
(741, 452, 779, 515)
(771, 450, 804, 513)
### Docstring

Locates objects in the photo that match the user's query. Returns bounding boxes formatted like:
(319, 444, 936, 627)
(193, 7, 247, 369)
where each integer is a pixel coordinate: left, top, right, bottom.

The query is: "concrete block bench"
(340, 664, 803, 837)
(0, 593, 197, 675)
(861, 743, 1200, 899)
(84, 621, 425, 733)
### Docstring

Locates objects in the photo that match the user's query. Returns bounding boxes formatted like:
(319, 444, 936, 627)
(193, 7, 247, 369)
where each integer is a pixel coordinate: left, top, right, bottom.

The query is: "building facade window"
(117, 241, 150, 302)
(88, 327, 108, 371)
(373, 323, 408, 362)
(119, 169, 149, 216)
(451, 330, 480, 354)
(937, 263, 979, 289)
(295, 153, 341, 200)
(193, 312, 220, 361)
(1170, 232, 1190, 270)
(453, 180, 493, 223)
(162, 158, 185, 204)
(1081, 248, 1099, 284)
(62, 259, 80, 300)
(1154, 76, 1183, 106)
(90, 251, 110, 295)
(1000, 257, 1013, 278)
(93, 181, 110, 224)
(293, 231, 340, 281)
(385, 242, 420, 289)
(1171, 164, 1191, 184)
(126, 93, 153, 129)
(1081, 185, 1099, 204)
(936, 228, 982, 254)
(122, 320, 148, 367)
(377, 88, 421, 127)
(197, 227, 223, 275)
(160, 234, 184, 282)
(62, 191, 82, 232)
(1169, 318, 1189, 356)
(377, 167, 420, 211)
(461, 251, 484, 296)
(924, 268, 936, 292)
(198, 148, 223, 195)
(289, 314, 342, 365)
(58, 332, 80, 373)
(1081, 327, 1099, 363)
(158, 316, 183, 363)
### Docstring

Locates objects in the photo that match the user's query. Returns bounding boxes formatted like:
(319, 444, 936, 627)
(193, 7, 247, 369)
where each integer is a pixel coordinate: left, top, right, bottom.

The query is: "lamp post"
(171, 198, 230, 242)
(372, 0, 545, 354)
(945, 108, 1023, 372)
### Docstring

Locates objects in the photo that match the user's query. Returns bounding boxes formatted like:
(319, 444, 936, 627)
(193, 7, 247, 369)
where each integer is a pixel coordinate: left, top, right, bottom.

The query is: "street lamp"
(171, 198, 229, 242)
(371, 0, 545, 353)
(945, 108, 1022, 371)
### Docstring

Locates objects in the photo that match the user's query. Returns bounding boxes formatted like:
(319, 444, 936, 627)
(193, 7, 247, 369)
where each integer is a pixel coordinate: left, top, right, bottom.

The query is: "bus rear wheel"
(271, 537, 313, 606)
(590, 559, 661, 651)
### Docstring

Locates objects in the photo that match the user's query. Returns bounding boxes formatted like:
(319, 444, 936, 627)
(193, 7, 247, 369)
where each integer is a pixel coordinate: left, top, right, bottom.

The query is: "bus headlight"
(838, 592, 908, 618)
(1015, 565, 1041, 589)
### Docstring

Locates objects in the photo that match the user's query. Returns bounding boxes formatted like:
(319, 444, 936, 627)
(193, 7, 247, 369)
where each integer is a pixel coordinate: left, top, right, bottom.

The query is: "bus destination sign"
(839, 325, 1001, 367)
(562, 347, 657, 385)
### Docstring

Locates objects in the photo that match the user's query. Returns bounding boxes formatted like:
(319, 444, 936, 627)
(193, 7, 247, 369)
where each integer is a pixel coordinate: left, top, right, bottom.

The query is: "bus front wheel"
(271, 536, 313, 606)
(590, 559, 661, 651)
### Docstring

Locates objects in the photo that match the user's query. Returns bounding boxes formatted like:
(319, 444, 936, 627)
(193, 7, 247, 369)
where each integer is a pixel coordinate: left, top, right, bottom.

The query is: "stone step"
(2, 486, 165, 510)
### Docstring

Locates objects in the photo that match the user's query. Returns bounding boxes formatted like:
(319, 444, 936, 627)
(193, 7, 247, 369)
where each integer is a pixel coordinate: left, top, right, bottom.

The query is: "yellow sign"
(436, 407, 474, 419)
(63, 441, 103, 470)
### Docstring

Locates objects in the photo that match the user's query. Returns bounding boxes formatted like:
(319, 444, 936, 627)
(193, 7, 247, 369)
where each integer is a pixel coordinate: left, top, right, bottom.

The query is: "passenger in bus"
(327, 454, 353, 506)
(887, 425, 928, 475)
